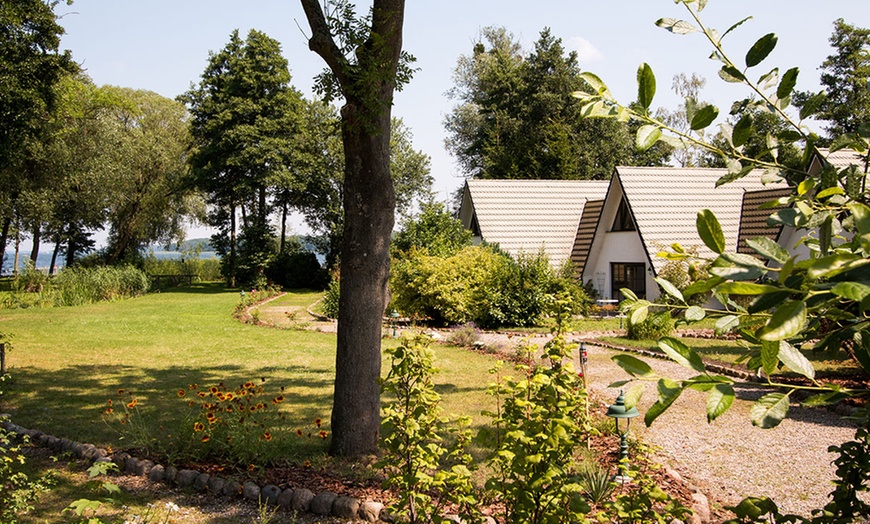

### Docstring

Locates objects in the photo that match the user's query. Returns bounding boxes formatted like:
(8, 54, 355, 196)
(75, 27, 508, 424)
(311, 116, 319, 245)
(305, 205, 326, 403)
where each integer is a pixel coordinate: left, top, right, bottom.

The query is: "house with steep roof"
(457, 179, 609, 269)
(578, 167, 789, 302)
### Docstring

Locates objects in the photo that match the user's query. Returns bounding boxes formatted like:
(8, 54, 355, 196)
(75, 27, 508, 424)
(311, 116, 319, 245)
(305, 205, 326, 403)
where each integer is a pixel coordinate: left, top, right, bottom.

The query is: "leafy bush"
(446, 323, 481, 348)
(13, 260, 49, 293)
(51, 265, 149, 306)
(320, 277, 340, 319)
(265, 250, 328, 290)
(392, 246, 592, 328)
(626, 309, 674, 340)
(391, 201, 472, 259)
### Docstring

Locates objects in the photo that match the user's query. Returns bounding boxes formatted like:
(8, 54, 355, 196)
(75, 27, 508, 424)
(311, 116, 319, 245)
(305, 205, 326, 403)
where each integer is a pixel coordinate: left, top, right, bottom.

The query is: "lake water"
(1, 250, 218, 276)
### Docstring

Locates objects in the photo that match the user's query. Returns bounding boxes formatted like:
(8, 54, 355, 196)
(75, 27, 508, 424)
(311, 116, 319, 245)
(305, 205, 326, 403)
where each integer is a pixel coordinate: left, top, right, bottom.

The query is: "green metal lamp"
(389, 309, 400, 337)
(606, 390, 640, 483)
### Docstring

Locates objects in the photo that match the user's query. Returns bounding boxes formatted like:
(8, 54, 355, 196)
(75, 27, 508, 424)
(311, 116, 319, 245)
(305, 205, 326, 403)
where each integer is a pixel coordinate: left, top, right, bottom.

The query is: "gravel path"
(471, 330, 859, 520)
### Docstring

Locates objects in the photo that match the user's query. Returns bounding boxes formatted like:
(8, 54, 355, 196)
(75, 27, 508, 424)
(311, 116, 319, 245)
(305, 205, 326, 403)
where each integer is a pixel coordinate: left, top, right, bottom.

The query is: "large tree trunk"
(300, 0, 405, 458)
(330, 103, 395, 456)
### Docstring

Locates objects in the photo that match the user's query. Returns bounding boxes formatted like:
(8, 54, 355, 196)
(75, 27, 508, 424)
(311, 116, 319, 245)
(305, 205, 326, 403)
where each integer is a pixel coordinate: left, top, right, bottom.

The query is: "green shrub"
(626, 309, 674, 340)
(142, 252, 222, 284)
(14, 260, 49, 293)
(265, 251, 328, 290)
(391, 246, 593, 329)
(321, 277, 340, 319)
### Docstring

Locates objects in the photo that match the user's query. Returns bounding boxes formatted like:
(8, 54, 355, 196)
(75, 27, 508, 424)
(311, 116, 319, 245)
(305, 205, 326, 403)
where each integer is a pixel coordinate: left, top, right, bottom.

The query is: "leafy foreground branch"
(576, 0, 870, 521)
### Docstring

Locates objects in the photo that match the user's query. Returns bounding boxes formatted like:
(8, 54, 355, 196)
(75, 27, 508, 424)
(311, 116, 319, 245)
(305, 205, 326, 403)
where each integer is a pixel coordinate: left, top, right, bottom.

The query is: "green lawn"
(0, 284, 503, 458)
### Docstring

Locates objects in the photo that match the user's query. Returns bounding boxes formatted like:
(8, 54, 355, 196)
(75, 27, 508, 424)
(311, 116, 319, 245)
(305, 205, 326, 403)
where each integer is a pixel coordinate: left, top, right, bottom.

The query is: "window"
(611, 198, 635, 231)
(611, 262, 646, 300)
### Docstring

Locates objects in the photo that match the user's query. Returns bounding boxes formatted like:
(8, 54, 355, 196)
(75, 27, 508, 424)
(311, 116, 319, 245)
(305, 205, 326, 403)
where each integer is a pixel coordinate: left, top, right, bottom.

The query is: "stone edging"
(0, 416, 391, 522)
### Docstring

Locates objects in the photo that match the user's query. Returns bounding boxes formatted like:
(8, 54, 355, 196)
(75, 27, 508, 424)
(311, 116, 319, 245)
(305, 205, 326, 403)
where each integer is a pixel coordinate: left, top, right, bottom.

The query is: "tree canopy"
(182, 28, 305, 286)
(445, 27, 670, 181)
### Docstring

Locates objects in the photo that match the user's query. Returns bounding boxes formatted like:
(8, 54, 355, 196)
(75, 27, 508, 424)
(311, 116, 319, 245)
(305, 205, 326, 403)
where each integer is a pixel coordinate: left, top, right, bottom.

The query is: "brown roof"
(737, 187, 794, 254)
(570, 199, 603, 279)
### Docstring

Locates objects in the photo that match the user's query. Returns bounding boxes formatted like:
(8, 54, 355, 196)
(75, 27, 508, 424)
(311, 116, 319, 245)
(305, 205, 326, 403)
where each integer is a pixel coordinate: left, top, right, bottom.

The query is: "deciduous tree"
(299, 0, 410, 456)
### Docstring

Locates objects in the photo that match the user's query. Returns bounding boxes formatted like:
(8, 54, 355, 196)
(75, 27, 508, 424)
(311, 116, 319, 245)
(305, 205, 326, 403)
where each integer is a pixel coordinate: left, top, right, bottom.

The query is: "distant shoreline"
(1, 250, 218, 275)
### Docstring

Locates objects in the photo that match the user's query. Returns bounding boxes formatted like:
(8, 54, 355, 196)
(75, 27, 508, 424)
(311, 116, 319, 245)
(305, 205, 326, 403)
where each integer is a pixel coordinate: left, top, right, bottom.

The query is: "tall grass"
(50, 265, 149, 306)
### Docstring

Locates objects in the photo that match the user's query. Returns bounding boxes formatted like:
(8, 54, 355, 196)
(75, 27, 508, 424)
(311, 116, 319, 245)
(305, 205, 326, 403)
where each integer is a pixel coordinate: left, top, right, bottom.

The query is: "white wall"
(586, 231, 651, 300)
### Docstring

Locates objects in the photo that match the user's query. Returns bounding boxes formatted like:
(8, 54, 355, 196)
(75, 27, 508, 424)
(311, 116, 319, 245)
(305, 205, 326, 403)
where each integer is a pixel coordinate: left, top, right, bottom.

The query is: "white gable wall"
(581, 178, 657, 301)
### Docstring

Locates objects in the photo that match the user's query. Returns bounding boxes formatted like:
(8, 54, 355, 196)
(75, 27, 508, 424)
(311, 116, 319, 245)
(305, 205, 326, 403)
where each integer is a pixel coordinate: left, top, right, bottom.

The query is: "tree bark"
(49, 237, 60, 275)
(29, 223, 41, 266)
(300, 0, 405, 457)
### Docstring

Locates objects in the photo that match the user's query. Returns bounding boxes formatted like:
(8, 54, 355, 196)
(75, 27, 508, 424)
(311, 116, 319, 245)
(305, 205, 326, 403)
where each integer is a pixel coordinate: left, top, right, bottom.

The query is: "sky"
(52, 0, 870, 239)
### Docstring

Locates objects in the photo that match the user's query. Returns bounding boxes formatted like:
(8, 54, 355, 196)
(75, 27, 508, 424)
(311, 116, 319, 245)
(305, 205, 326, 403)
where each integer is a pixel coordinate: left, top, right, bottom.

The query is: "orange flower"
(210, 386, 219, 394)
(126, 399, 138, 409)
(247, 464, 256, 472)
(272, 395, 284, 405)
(193, 422, 205, 432)
(216, 392, 225, 401)
(117, 388, 125, 394)
(177, 389, 186, 397)
(296, 429, 303, 437)
(206, 412, 216, 422)
(314, 418, 322, 428)
(201, 435, 210, 442)
(104, 408, 114, 414)
(224, 392, 234, 401)
(256, 403, 265, 411)
(304, 460, 311, 468)
(319, 430, 328, 439)
(225, 406, 234, 413)
(189, 383, 198, 389)
(244, 381, 254, 389)
(197, 392, 206, 398)
(263, 432, 272, 441)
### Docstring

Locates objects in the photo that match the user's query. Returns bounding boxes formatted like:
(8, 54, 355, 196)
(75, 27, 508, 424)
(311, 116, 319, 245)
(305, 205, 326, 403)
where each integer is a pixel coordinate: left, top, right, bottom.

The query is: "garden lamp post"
(606, 390, 639, 483)
(390, 309, 400, 338)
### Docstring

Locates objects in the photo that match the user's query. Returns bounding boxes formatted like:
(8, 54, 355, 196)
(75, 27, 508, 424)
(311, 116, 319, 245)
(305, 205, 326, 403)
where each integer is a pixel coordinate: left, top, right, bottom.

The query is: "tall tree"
(102, 87, 194, 265)
(182, 29, 304, 286)
(300, 0, 410, 456)
(796, 19, 870, 140)
(445, 27, 667, 180)
(655, 73, 709, 167)
(0, 0, 77, 265)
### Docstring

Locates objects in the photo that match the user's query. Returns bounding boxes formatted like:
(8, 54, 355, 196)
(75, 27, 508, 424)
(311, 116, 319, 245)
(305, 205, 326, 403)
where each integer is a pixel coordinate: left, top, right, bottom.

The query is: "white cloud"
(568, 36, 604, 63)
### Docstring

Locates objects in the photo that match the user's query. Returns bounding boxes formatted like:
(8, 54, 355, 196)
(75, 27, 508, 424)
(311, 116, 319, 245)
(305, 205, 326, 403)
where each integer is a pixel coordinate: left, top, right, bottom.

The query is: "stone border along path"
(464, 328, 861, 520)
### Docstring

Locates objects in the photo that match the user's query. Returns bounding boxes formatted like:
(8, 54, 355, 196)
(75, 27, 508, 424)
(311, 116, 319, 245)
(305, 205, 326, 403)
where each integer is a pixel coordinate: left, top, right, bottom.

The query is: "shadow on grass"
(2, 363, 335, 451)
(154, 282, 232, 295)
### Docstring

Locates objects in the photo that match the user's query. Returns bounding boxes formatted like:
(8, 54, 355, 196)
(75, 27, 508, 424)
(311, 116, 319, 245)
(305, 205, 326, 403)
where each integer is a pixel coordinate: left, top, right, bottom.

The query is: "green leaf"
(757, 300, 806, 341)
(655, 277, 684, 303)
(721, 252, 769, 269)
(831, 282, 870, 302)
(690, 104, 719, 130)
(732, 114, 753, 147)
(644, 378, 684, 426)
(706, 383, 734, 422)
(816, 186, 845, 199)
(722, 15, 752, 39)
(808, 254, 870, 279)
(685, 306, 706, 322)
(777, 340, 815, 380)
(718, 65, 746, 83)
(799, 92, 825, 120)
(745, 237, 789, 264)
(637, 63, 656, 110)
(630, 304, 649, 325)
(802, 391, 847, 407)
(715, 314, 739, 333)
(750, 392, 790, 428)
(776, 67, 799, 99)
(658, 337, 706, 373)
(611, 354, 655, 378)
(656, 17, 698, 35)
(760, 340, 779, 375)
(849, 202, 870, 235)
(745, 33, 778, 68)
(624, 383, 644, 410)
(716, 282, 784, 295)
(697, 209, 726, 253)
(636, 124, 662, 152)
(578, 72, 613, 99)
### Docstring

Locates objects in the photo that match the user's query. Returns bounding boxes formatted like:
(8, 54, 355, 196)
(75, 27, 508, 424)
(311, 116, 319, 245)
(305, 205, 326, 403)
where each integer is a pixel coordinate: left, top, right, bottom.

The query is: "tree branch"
(299, 0, 350, 89)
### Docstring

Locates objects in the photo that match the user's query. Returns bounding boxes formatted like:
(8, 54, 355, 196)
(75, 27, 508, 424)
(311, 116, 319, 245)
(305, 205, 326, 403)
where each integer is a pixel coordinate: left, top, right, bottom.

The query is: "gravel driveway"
(472, 330, 860, 520)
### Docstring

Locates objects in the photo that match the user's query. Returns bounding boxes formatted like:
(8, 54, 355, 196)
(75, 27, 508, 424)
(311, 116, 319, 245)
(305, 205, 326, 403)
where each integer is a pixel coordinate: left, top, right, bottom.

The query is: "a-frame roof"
(460, 179, 609, 267)
(614, 166, 789, 273)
